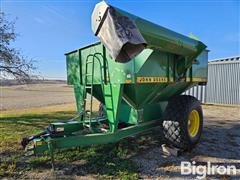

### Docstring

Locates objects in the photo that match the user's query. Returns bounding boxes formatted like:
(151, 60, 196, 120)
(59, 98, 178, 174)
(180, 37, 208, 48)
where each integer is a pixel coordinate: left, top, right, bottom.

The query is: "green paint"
(33, 120, 161, 154)
(29, 2, 208, 155)
(102, 84, 123, 132)
(31, 41, 208, 155)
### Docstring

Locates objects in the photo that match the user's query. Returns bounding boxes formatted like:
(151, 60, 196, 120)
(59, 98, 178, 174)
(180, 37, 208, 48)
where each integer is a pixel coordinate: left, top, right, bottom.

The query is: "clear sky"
(1, 0, 239, 79)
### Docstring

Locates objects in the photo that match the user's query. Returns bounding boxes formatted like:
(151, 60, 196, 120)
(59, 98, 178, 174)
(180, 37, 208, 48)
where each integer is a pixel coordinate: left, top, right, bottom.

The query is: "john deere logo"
(137, 77, 168, 83)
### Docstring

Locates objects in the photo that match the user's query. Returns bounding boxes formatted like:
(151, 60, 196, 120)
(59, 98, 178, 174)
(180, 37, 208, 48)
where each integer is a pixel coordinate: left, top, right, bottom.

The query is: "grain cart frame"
(22, 1, 208, 167)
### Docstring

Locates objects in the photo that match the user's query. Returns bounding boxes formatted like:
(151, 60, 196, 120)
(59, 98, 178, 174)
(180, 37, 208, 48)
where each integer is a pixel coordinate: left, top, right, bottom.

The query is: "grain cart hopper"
(22, 1, 208, 166)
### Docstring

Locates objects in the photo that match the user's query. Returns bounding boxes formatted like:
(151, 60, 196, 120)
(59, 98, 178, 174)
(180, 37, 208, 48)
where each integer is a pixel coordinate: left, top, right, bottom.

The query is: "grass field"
(0, 104, 161, 179)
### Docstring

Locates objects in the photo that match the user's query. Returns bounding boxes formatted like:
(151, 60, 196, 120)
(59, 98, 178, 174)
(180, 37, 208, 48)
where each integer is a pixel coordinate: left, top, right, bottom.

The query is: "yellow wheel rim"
(188, 110, 200, 137)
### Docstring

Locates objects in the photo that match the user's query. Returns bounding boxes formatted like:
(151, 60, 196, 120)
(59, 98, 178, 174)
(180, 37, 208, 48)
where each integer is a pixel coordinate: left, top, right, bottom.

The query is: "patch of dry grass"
(0, 104, 77, 153)
(0, 104, 140, 179)
(1, 103, 76, 117)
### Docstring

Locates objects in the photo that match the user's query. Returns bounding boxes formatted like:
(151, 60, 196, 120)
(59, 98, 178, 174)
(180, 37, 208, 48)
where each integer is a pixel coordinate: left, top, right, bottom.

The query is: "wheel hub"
(188, 110, 200, 137)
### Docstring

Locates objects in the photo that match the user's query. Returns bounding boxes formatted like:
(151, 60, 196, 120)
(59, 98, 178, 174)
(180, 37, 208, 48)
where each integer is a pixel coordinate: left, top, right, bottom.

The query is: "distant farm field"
(0, 83, 75, 111)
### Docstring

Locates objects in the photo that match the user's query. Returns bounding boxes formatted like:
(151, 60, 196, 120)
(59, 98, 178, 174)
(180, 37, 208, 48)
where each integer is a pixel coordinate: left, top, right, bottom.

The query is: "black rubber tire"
(162, 95, 203, 151)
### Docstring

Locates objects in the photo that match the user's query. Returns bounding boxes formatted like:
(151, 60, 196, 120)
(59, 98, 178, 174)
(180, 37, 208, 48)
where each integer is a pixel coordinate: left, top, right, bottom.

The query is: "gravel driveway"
(133, 105, 240, 179)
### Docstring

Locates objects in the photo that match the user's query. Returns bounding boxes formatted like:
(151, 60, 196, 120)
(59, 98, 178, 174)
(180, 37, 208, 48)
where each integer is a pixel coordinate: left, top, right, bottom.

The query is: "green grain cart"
(22, 1, 208, 166)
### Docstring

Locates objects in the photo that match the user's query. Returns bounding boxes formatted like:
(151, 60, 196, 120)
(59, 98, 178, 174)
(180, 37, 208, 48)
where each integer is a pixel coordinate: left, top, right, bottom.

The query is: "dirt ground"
(0, 84, 75, 111)
(1, 83, 240, 179)
(133, 105, 240, 179)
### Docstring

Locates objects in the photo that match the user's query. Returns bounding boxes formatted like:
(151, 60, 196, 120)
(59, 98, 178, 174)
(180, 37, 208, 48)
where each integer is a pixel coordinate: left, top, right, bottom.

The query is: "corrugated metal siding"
(184, 56, 240, 105)
(184, 85, 207, 103)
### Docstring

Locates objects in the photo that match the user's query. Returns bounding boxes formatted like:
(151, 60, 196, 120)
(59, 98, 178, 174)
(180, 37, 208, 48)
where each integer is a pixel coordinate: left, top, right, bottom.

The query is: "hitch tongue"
(21, 130, 48, 149)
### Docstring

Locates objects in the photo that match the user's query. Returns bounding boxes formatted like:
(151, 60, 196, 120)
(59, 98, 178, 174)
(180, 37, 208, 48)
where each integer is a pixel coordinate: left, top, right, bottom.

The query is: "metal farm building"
(184, 56, 240, 105)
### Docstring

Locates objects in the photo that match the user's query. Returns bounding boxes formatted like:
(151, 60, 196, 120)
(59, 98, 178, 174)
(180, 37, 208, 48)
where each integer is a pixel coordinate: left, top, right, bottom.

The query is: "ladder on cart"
(81, 53, 108, 129)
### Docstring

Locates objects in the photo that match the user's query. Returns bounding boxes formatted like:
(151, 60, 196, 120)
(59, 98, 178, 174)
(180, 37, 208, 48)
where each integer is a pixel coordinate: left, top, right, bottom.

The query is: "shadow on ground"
(132, 108, 240, 179)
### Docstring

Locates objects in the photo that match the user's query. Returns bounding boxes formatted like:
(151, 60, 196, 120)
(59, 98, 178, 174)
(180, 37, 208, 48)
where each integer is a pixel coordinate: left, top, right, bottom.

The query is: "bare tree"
(0, 12, 36, 82)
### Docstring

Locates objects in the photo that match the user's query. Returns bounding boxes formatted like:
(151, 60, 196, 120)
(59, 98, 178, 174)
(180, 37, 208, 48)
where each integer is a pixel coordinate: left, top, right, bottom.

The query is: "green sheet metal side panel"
(122, 82, 191, 108)
(65, 47, 146, 85)
(102, 84, 123, 132)
(74, 85, 84, 112)
(118, 101, 137, 124)
(66, 45, 205, 108)
(66, 43, 208, 86)
(79, 43, 135, 84)
(192, 50, 208, 80)
(67, 43, 172, 85)
(80, 45, 105, 84)
(66, 51, 81, 85)
(66, 43, 208, 109)
(118, 101, 167, 124)
(185, 50, 208, 83)
(135, 50, 175, 80)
